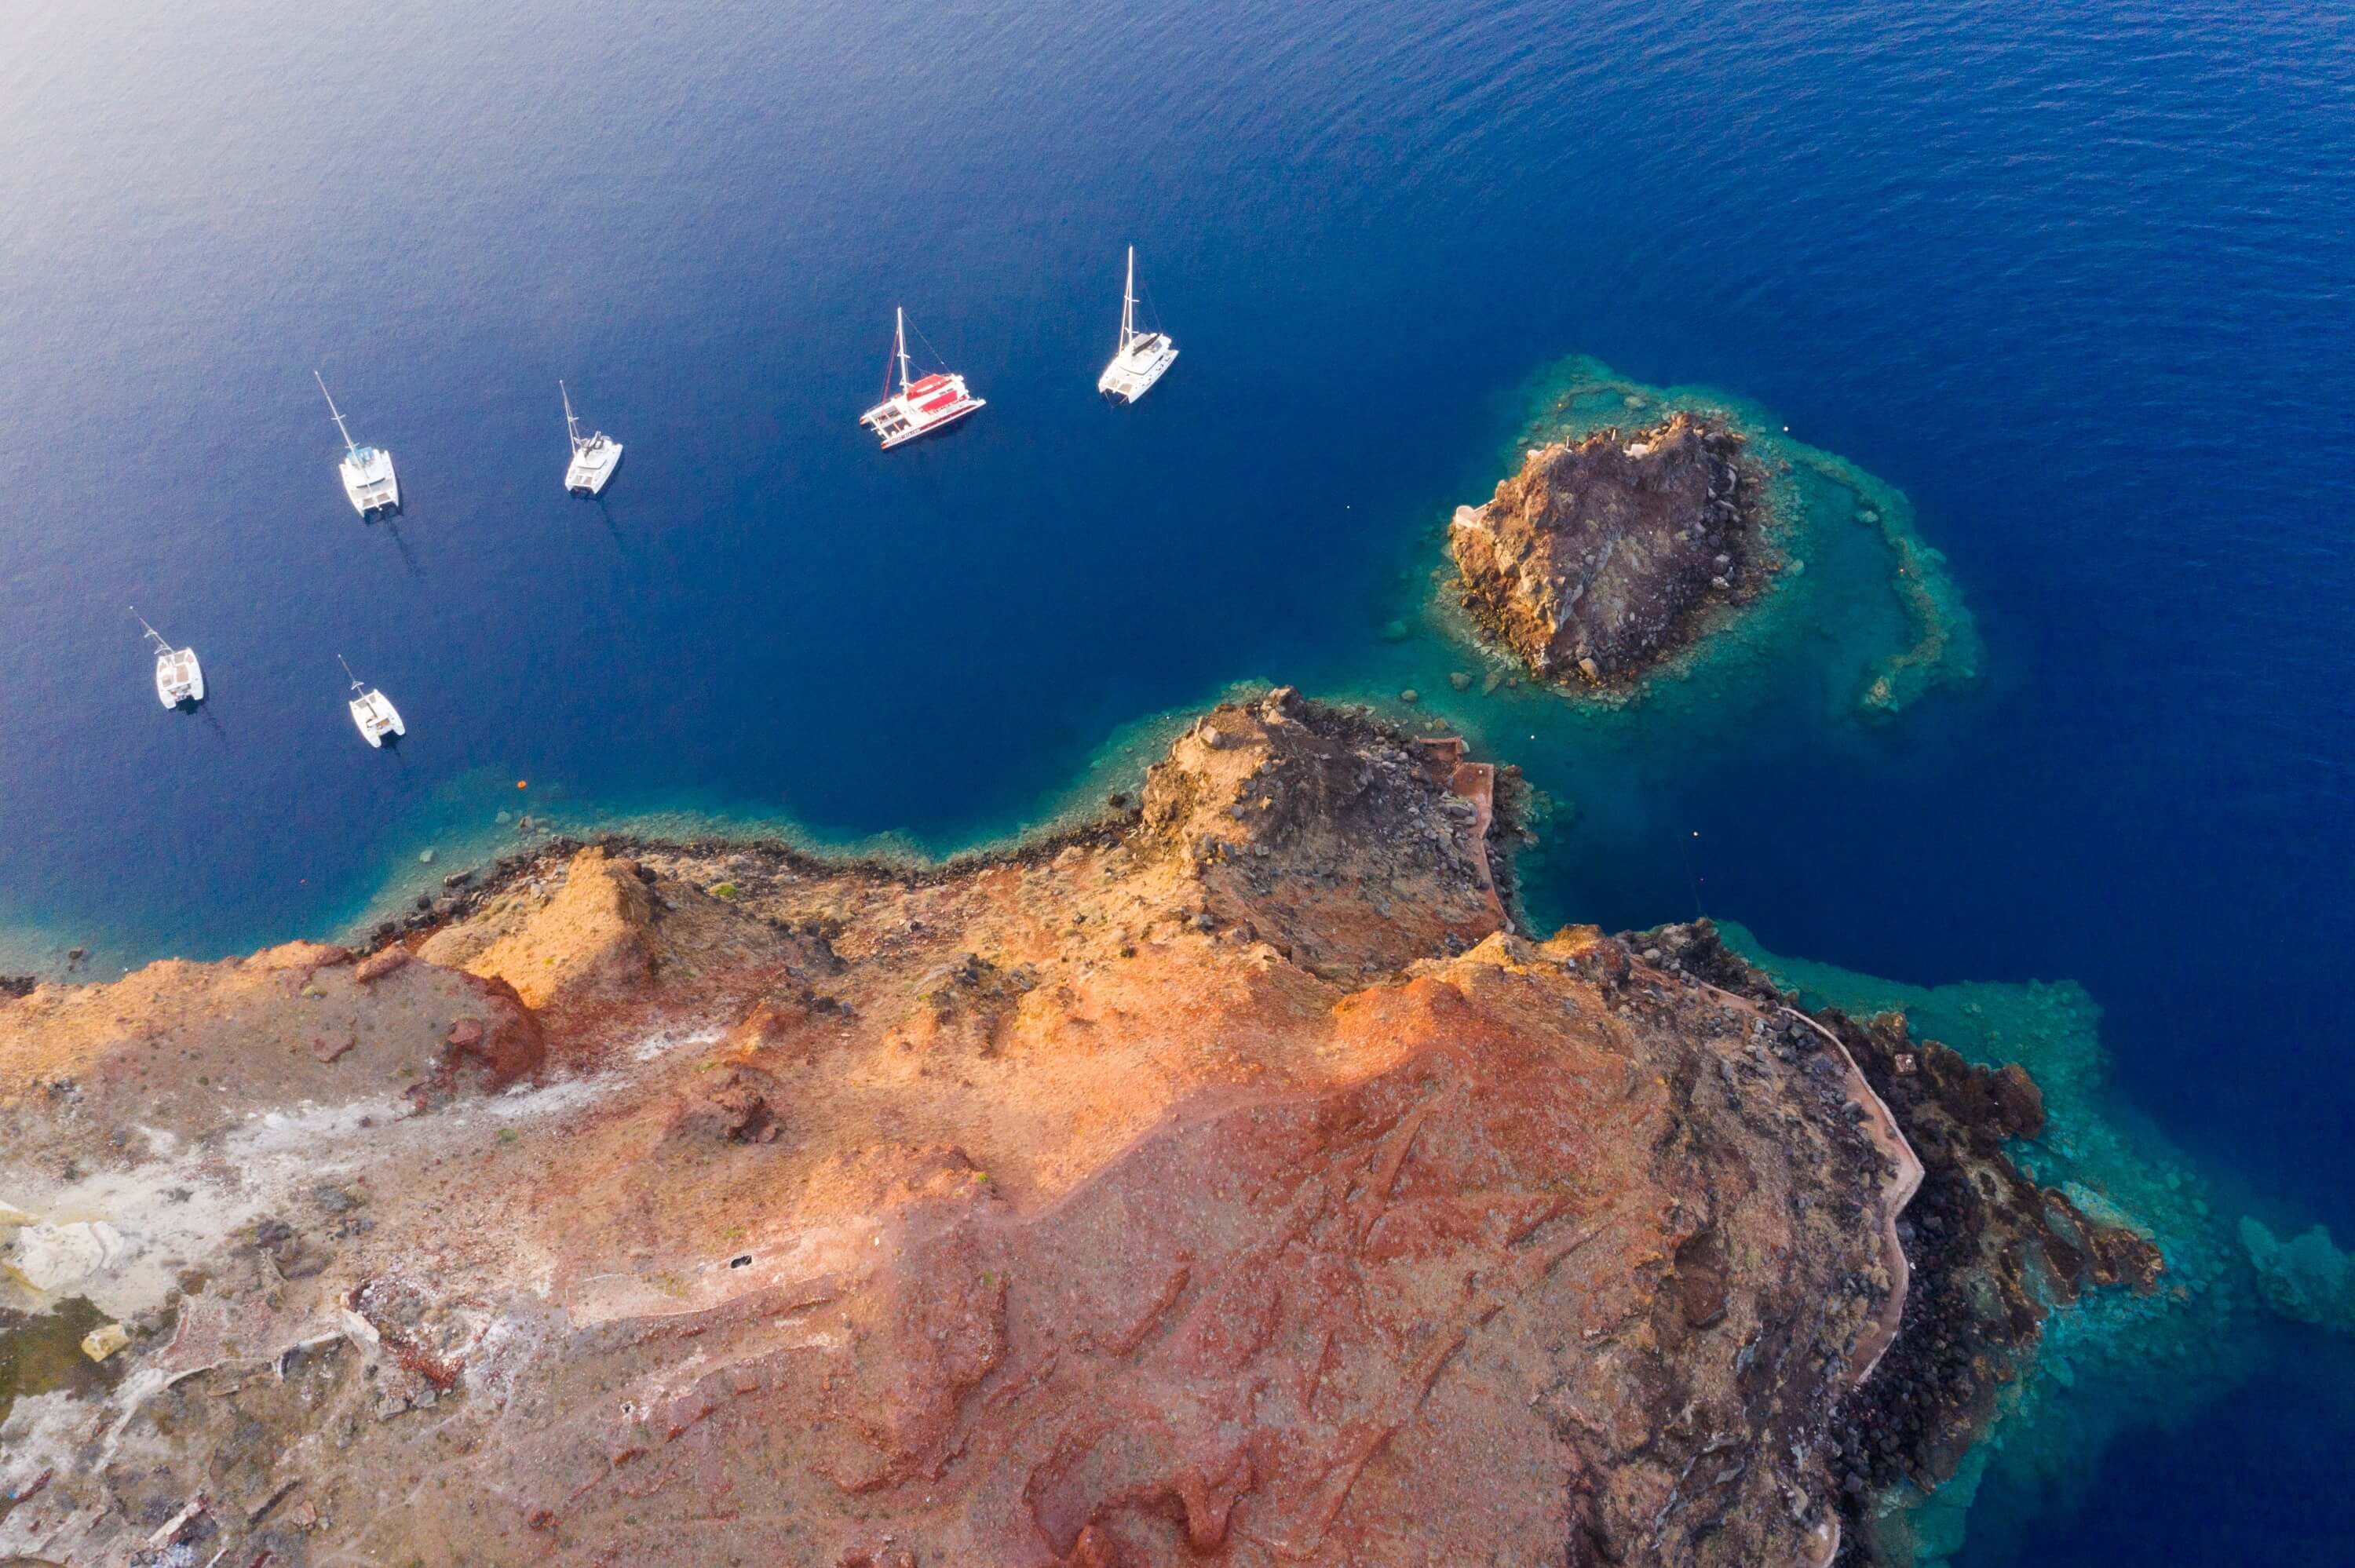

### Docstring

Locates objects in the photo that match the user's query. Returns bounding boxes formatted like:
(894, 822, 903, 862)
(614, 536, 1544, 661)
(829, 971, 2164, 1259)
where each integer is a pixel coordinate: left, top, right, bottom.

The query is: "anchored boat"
(1097, 245, 1178, 403)
(561, 380, 623, 496)
(339, 655, 405, 747)
(316, 373, 400, 517)
(860, 308, 984, 448)
(133, 610, 203, 707)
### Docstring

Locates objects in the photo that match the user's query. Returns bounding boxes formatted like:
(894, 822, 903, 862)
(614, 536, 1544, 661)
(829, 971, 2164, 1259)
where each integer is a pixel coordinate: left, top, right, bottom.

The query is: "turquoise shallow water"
(5, 0, 2355, 1558)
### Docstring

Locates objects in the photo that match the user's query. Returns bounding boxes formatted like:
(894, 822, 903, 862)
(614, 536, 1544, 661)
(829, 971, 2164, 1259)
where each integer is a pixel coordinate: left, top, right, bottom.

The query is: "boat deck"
(1098, 336, 1179, 403)
(861, 374, 984, 448)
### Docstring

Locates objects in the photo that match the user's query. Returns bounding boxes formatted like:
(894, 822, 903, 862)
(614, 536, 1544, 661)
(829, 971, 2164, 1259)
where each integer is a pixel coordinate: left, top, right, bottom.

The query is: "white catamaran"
(133, 610, 204, 707)
(340, 655, 405, 748)
(1097, 245, 1178, 403)
(859, 308, 984, 449)
(316, 372, 400, 517)
(561, 380, 623, 496)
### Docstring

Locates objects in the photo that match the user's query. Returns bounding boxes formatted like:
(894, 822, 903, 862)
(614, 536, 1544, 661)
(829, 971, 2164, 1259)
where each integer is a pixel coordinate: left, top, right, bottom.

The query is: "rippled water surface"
(5, 0, 2353, 1559)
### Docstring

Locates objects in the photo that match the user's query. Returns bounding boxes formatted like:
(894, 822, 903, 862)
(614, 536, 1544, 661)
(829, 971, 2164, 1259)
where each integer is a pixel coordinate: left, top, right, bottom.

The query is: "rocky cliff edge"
(0, 690, 2123, 1566)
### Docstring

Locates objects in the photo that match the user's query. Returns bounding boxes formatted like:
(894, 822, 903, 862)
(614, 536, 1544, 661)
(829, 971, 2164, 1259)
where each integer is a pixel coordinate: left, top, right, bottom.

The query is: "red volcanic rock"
(454, 933, 1897, 1567)
(1, 695, 2023, 1568)
(438, 976, 544, 1089)
(451, 846, 659, 1012)
(659, 1063, 785, 1147)
(244, 939, 355, 973)
(353, 945, 411, 984)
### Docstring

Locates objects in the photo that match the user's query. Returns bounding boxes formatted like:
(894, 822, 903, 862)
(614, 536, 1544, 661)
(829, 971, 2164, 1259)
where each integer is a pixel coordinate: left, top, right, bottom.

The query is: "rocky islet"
(1448, 412, 1773, 691)
(1424, 358, 1981, 721)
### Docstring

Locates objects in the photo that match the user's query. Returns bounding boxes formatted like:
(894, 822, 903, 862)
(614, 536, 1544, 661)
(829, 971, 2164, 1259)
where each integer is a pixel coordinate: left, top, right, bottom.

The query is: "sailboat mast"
(315, 371, 359, 458)
(561, 381, 583, 450)
(895, 308, 913, 395)
(1121, 246, 1137, 351)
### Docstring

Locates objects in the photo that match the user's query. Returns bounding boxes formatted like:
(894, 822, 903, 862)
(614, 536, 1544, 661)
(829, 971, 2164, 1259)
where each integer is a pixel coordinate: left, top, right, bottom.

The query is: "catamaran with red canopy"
(860, 308, 984, 449)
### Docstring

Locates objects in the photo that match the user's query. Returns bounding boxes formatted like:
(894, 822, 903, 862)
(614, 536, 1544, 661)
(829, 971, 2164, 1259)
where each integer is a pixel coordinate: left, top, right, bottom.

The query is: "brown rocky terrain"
(1450, 412, 1772, 688)
(0, 691, 2138, 1566)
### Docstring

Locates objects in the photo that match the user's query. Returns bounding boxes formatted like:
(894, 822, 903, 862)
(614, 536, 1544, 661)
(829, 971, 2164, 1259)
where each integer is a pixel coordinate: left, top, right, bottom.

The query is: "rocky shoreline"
(1648, 923, 2164, 1564)
(2, 691, 2141, 1566)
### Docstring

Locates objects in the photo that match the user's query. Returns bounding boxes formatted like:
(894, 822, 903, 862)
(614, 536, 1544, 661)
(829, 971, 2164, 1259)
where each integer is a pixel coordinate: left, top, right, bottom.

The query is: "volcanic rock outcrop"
(1450, 412, 1771, 688)
(0, 691, 2117, 1566)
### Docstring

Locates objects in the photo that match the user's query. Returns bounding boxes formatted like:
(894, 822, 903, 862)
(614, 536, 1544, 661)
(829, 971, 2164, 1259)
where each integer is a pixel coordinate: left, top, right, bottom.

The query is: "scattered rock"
(663, 1065, 787, 1147)
(353, 946, 411, 984)
(312, 1183, 362, 1214)
(1989, 1062, 2045, 1138)
(11, 1219, 129, 1293)
(81, 1320, 131, 1361)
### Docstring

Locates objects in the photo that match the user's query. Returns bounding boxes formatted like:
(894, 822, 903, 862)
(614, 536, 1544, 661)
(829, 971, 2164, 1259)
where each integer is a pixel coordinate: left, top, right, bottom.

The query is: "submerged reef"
(1, 690, 2082, 1568)
(1439, 358, 1981, 719)
(1449, 412, 1773, 689)
(2239, 1219, 2355, 1334)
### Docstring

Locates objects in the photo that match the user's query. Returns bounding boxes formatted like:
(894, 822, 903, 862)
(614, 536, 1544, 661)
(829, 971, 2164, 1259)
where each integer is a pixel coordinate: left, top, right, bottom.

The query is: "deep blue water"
(1956, 1330, 2355, 1568)
(5, 0, 2354, 1558)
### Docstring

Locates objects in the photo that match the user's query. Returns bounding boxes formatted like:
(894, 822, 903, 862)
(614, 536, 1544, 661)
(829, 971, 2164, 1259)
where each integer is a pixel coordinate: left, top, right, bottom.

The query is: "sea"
(3, 0, 2352, 1560)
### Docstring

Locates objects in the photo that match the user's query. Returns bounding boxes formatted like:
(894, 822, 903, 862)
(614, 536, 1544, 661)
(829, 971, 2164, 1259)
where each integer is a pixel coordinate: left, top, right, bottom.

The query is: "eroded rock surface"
(0, 691, 2042, 1566)
(1450, 412, 1770, 688)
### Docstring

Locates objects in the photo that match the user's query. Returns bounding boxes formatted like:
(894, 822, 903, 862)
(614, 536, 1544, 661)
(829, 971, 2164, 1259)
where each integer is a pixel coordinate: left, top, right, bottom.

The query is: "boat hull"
(1098, 341, 1178, 403)
(878, 398, 983, 448)
(567, 438, 623, 496)
(153, 649, 203, 707)
(349, 692, 404, 747)
(861, 385, 985, 449)
(341, 452, 401, 517)
(857, 358, 984, 445)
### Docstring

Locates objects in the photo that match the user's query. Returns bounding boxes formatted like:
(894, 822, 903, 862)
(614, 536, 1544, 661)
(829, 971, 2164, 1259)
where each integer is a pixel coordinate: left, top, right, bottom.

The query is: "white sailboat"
(1097, 245, 1178, 403)
(561, 380, 623, 496)
(133, 609, 204, 707)
(859, 308, 984, 449)
(340, 655, 405, 747)
(316, 372, 400, 517)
